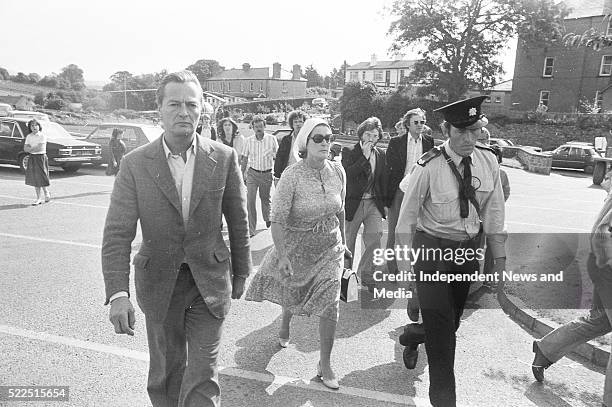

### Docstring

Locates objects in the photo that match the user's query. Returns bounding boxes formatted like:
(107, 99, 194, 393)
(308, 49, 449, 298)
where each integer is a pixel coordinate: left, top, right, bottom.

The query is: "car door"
(119, 128, 140, 153)
(569, 147, 585, 169)
(552, 146, 570, 168)
(0, 119, 24, 163)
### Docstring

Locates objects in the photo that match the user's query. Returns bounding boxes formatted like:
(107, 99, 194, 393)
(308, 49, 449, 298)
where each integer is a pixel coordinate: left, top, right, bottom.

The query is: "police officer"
(395, 96, 506, 407)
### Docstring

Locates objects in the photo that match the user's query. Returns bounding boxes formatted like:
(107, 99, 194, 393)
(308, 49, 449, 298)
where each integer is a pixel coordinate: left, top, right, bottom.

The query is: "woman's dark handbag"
(105, 159, 118, 176)
(340, 250, 359, 302)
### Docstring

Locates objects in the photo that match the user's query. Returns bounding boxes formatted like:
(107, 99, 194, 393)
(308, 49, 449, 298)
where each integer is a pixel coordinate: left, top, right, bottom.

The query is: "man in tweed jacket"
(102, 70, 251, 407)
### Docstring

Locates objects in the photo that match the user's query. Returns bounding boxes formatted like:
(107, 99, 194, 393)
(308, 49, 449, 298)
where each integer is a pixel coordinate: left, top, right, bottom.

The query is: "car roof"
(97, 122, 159, 128)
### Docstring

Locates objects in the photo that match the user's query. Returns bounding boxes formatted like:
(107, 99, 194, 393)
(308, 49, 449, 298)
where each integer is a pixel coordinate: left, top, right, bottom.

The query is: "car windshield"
(41, 122, 76, 141)
(141, 126, 163, 142)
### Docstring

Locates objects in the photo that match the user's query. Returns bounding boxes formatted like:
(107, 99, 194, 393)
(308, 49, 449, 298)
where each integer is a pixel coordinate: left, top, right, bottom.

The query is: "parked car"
(0, 117, 102, 172)
(489, 138, 514, 148)
(0, 103, 12, 117)
(8, 110, 50, 121)
(542, 142, 601, 173)
(272, 128, 292, 143)
(85, 123, 163, 164)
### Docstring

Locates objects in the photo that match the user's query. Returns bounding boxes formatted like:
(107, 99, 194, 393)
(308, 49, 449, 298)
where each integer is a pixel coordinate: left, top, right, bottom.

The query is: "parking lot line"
(0, 194, 108, 209)
(0, 232, 101, 249)
(0, 324, 431, 407)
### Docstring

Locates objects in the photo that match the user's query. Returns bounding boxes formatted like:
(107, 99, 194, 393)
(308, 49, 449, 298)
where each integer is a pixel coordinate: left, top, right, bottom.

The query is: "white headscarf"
(291, 117, 331, 162)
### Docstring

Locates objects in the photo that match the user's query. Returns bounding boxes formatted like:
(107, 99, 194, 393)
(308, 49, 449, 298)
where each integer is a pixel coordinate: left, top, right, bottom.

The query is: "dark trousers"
(145, 265, 224, 407)
(413, 231, 479, 407)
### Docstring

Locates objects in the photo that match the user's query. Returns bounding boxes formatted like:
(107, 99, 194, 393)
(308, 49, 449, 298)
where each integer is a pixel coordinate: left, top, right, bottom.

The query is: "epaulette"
(475, 143, 496, 155)
(417, 146, 442, 166)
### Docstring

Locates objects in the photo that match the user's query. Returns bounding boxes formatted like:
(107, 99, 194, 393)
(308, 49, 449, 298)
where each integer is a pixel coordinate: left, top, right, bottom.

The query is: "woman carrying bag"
(106, 128, 126, 176)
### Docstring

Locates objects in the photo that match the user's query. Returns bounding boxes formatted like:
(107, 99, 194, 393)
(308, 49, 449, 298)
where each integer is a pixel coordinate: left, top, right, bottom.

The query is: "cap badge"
(468, 107, 477, 117)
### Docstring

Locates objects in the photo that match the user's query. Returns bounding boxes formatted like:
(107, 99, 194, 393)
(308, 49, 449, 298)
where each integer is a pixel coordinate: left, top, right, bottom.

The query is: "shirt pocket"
(429, 189, 458, 223)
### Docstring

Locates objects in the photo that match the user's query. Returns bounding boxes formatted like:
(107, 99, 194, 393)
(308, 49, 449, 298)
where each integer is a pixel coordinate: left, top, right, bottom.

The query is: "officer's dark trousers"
(413, 231, 480, 407)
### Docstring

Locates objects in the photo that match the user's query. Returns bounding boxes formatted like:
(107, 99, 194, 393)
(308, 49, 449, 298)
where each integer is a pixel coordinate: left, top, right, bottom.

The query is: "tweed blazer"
(341, 141, 387, 222)
(101, 135, 252, 322)
(385, 133, 434, 206)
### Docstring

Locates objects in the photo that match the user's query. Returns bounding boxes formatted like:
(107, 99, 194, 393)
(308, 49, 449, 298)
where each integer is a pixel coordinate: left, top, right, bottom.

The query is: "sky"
(0, 0, 517, 86)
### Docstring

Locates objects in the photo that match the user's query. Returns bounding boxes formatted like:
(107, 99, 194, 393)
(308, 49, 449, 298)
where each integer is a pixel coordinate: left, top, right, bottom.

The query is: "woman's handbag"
(340, 250, 359, 302)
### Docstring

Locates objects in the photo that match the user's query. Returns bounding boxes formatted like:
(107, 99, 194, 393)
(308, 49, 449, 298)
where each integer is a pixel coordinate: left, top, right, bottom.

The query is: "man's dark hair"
(356, 117, 382, 140)
(288, 110, 308, 130)
(251, 115, 266, 127)
(27, 119, 42, 132)
(156, 70, 202, 108)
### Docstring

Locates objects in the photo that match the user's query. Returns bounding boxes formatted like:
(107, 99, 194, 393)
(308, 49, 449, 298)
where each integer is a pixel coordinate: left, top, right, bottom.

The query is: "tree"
(186, 59, 225, 85)
(339, 81, 378, 124)
(562, 15, 612, 50)
(28, 73, 41, 83)
(0, 67, 10, 80)
(38, 75, 59, 88)
(59, 64, 86, 91)
(388, 0, 568, 100)
(304, 65, 323, 88)
(12, 72, 30, 83)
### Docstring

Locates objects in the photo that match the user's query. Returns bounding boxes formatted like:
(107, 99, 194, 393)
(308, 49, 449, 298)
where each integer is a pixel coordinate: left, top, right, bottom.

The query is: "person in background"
(101, 70, 251, 407)
(341, 117, 387, 291)
(240, 115, 278, 237)
(531, 173, 612, 407)
(274, 110, 308, 183)
(107, 128, 127, 176)
(24, 119, 50, 205)
(196, 113, 217, 140)
(245, 118, 349, 390)
(217, 117, 245, 157)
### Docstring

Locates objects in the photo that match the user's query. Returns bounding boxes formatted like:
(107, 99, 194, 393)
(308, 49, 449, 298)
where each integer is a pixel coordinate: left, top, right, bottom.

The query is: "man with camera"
(341, 117, 387, 291)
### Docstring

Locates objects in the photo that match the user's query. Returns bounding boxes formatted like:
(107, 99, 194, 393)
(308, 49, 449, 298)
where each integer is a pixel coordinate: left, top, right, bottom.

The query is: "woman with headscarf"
(107, 128, 126, 176)
(24, 119, 50, 205)
(216, 117, 245, 156)
(245, 118, 350, 390)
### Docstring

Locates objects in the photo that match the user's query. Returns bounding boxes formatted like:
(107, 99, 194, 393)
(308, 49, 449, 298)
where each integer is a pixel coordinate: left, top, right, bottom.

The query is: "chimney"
(370, 54, 377, 66)
(272, 62, 281, 79)
(292, 64, 301, 80)
(242, 63, 251, 72)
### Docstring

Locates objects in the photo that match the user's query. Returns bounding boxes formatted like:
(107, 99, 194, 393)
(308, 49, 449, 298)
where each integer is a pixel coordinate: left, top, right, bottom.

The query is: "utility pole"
(123, 74, 127, 109)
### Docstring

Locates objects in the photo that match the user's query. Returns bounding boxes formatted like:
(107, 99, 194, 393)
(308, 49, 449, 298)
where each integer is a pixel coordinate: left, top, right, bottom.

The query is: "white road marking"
(0, 324, 439, 407)
(505, 221, 590, 232)
(0, 194, 108, 209)
(0, 233, 101, 249)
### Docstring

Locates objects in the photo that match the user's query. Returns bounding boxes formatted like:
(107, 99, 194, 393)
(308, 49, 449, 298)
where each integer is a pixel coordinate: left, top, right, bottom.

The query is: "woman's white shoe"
(317, 362, 339, 389)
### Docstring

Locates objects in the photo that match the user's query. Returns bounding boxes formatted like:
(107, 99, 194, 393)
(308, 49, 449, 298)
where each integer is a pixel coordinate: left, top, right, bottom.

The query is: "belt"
(415, 230, 481, 249)
(249, 167, 271, 173)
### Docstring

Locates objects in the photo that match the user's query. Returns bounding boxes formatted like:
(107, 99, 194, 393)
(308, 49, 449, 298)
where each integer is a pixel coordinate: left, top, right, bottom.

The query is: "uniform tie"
(460, 156, 473, 218)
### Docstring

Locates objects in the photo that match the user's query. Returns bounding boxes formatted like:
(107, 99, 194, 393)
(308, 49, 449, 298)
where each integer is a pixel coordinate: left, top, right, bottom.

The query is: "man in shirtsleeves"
(395, 96, 506, 407)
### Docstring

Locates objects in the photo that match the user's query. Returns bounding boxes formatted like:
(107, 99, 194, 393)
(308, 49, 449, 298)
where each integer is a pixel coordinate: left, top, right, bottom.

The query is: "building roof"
(347, 60, 418, 70)
(563, 0, 612, 19)
(488, 80, 512, 92)
(206, 67, 304, 81)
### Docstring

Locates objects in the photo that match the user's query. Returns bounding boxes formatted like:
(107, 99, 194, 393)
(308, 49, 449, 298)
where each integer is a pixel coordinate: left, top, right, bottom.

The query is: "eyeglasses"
(309, 134, 334, 143)
(413, 120, 426, 125)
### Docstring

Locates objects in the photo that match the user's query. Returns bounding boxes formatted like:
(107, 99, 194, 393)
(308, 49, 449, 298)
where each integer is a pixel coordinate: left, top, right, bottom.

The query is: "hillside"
(0, 80, 58, 97)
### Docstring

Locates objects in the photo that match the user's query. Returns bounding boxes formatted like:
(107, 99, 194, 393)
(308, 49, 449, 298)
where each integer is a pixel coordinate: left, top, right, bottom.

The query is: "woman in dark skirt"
(24, 119, 50, 205)
(107, 128, 126, 176)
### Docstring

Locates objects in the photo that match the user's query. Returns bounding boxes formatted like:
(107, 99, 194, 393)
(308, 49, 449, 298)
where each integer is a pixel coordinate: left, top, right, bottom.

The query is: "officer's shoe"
(531, 340, 552, 382)
(399, 323, 425, 347)
(403, 344, 419, 370)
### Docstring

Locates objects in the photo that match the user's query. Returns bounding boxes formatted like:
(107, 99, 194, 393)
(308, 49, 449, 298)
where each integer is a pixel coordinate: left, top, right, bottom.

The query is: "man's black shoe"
(266, 221, 271, 228)
(399, 323, 425, 347)
(403, 344, 419, 370)
(531, 340, 552, 382)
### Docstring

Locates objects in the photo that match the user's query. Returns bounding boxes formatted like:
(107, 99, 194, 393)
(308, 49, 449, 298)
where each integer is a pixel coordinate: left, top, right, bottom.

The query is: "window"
(600, 55, 612, 76)
(282, 82, 287, 93)
(362, 71, 366, 81)
(570, 147, 584, 157)
(259, 82, 263, 91)
(596, 90, 603, 110)
(0, 122, 16, 138)
(539, 90, 550, 107)
(240, 82, 244, 92)
(484, 95, 491, 103)
(495, 96, 502, 103)
(349, 71, 358, 82)
(542, 57, 554, 77)
(250, 82, 254, 92)
(385, 70, 391, 86)
(374, 70, 384, 82)
(399, 69, 405, 80)
(226, 82, 230, 92)
(607, 20, 612, 37)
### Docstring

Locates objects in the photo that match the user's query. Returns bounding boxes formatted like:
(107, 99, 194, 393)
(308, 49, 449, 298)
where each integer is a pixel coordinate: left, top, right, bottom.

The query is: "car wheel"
(593, 162, 607, 185)
(62, 164, 81, 173)
(19, 154, 29, 173)
(584, 165, 594, 174)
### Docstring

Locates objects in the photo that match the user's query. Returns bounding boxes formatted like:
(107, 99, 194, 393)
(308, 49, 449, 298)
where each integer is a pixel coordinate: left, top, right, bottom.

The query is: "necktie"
(460, 156, 472, 218)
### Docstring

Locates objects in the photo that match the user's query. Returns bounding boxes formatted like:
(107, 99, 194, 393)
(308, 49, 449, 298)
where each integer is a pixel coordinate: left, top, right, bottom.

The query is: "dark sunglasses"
(309, 134, 334, 143)
(413, 120, 426, 125)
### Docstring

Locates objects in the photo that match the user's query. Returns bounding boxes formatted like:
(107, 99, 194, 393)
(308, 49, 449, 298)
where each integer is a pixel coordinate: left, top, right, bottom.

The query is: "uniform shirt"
(24, 132, 47, 154)
(396, 140, 507, 258)
(241, 133, 278, 171)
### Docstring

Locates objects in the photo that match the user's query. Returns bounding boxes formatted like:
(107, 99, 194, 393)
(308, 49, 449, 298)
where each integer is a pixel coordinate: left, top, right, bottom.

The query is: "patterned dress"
(245, 160, 346, 321)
